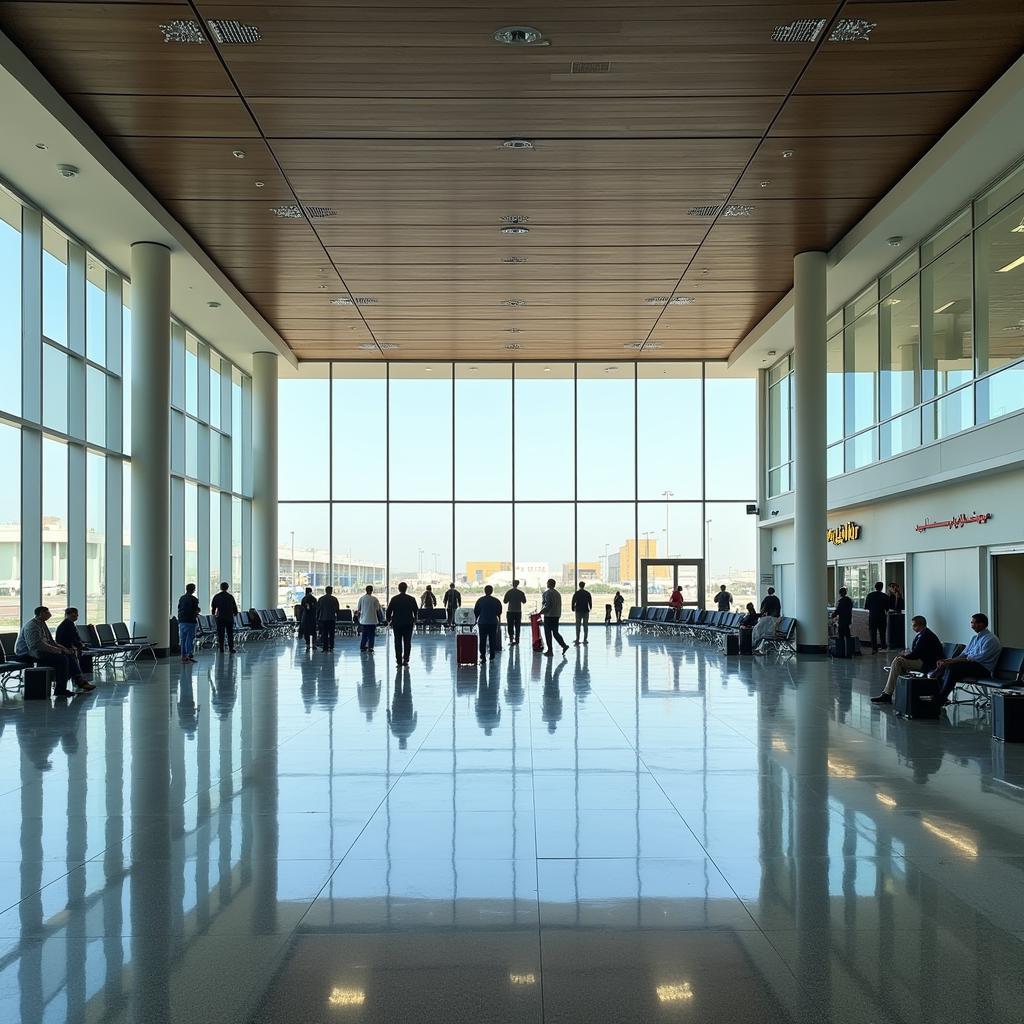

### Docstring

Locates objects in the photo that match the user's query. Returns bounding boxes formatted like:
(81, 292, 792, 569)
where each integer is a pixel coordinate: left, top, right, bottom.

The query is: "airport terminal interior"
(0, 3, 1023, 1022)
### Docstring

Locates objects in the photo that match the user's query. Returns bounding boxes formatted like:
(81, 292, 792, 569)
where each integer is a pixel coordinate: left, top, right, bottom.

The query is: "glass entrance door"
(640, 559, 705, 609)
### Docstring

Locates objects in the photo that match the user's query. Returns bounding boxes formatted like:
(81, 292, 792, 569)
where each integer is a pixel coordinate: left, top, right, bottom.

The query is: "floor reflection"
(0, 632, 1021, 1022)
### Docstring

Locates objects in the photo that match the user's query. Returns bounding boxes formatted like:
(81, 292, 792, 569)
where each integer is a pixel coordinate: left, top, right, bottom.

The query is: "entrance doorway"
(992, 552, 1024, 647)
(640, 559, 705, 609)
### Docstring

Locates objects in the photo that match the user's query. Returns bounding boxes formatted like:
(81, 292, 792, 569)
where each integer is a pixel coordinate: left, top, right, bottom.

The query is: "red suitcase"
(530, 612, 543, 652)
(457, 633, 478, 665)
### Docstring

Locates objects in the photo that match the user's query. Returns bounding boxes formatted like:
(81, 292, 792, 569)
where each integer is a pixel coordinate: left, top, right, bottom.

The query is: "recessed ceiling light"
(56, 164, 79, 179)
(232, 149, 246, 159)
(997, 255, 1024, 273)
(493, 25, 544, 45)
(782, 149, 795, 159)
(207, 301, 221, 309)
(502, 139, 534, 150)
(624, 342, 644, 349)
(425, 367, 433, 372)
(356, 343, 377, 350)
(934, 301, 955, 313)
(543, 367, 550, 372)
(887, 235, 904, 247)
(771, 18, 827, 43)
(759, 180, 771, 188)
(34, 142, 47, 151)
(254, 180, 265, 188)
(501, 226, 529, 235)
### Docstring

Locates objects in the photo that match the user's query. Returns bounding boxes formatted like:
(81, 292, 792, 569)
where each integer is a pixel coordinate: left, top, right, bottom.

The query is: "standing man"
(715, 584, 733, 612)
(298, 586, 318, 651)
(443, 583, 462, 625)
(420, 585, 437, 611)
(831, 586, 854, 642)
(317, 585, 340, 652)
(932, 613, 1002, 707)
(211, 581, 239, 653)
(541, 579, 570, 657)
(356, 584, 383, 653)
(503, 579, 527, 646)
(14, 606, 94, 695)
(669, 585, 683, 622)
(386, 581, 419, 666)
(571, 581, 592, 646)
(864, 581, 890, 653)
(177, 583, 200, 663)
(872, 615, 944, 704)
(760, 587, 781, 618)
(613, 590, 625, 624)
(474, 584, 503, 663)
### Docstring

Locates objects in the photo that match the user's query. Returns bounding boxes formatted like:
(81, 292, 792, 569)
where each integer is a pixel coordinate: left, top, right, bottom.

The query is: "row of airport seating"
(195, 609, 294, 649)
(626, 606, 798, 656)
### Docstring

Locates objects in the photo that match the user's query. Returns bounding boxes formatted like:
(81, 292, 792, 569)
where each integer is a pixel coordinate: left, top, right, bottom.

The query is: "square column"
(251, 351, 278, 609)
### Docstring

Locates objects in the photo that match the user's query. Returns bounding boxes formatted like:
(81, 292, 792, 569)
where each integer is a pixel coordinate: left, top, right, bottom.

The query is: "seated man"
(871, 614, 942, 704)
(931, 612, 1001, 707)
(54, 607, 94, 677)
(15, 606, 94, 696)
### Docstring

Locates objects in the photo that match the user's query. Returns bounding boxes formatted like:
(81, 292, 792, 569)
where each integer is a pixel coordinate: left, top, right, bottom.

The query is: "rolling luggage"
(992, 691, 1024, 742)
(24, 667, 54, 700)
(529, 613, 543, 653)
(725, 633, 739, 656)
(830, 635, 852, 658)
(739, 627, 753, 655)
(456, 633, 478, 665)
(605, 604, 612, 623)
(894, 674, 941, 719)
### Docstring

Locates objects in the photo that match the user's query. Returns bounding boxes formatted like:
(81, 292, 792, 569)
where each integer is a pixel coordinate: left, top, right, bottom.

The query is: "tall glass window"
(0, 189, 21, 417)
(577, 364, 635, 500)
(514, 364, 573, 500)
(637, 363, 702, 499)
(843, 307, 878, 436)
(42, 222, 68, 346)
(86, 258, 106, 365)
(86, 452, 105, 622)
(455, 364, 512, 501)
(42, 438, 68, 599)
(0, 422, 20, 628)
(879, 278, 919, 421)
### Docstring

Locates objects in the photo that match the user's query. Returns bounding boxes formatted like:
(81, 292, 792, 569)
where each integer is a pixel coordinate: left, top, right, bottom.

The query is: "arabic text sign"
(827, 521, 861, 546)
(915, 513, 992, 534)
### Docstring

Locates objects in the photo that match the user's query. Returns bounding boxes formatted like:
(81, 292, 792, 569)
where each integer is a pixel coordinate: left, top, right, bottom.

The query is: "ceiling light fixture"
(504, 343, 521, 350)
(782, 149, 795, 159)
(34, 142, 47, 151)
(159, 19, 204, 44)
(543, 367, 551, 372)
(502, 138, 534, 150)
(934, 300, 955, 313)
(270, 204, 302, 219)
(379, 343, 399, 351)
(207, 301, 221, 309)
(501, 214, 530, 225)
(254, 180, 265, 188)
(501, 226, 529, 235)
(604, 365, 619, 373)
(356, 343, 378, 350)
(56, 164, 80, 178)
(504, 328, 523, 334)
(887, 235, 904, 247)
(570, 60, 612, 74)
(829, 18, 877, 42)
(500, 298, 527, 307)
(723, 204, 754, 217)
(304, 206, 337, 219)
(997, 255, 1024, 273)
(503, 256, 528, 264)
(331, 296, 378, 306)
(425, 367, 433, 372)
(669, 296, 696, 305)
(656, 983, 694, 1004)
(232, 149, 246, 159)
(760, 180, 771, 188)
(493, 25, 544, 45)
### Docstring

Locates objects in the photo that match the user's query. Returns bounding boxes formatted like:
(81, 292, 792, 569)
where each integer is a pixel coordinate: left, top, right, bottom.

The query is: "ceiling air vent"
(644, 296, 669, 305)
(501, 214, 530, 225)
(493, 26, 544, 46)
(723, 204, 754, 217)
(270, 205, 302, 219)
(771, 18, 827, 43)
(356, 344, 378, 350)
(503, 256, 528, 264)
(500, 298, 528, 307)
(379, 343, 399, 351)
(304, 206, 337, 219)
(332, 296, 378, 306)
(504, 343, 522, 350)
(668, 296, 696, 305)
(502, 139, 534, 150)
(208, 19, 262, 44)
(570, 60, 612, 74)
(829, 18, 877, 42)
(160, 19, 204, 44)
(687, 205, 721, 218)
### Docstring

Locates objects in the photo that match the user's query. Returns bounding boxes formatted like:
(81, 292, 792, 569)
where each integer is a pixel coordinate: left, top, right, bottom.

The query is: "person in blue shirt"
(474, 585, 503, 663)
(931, 612, 1002, 706)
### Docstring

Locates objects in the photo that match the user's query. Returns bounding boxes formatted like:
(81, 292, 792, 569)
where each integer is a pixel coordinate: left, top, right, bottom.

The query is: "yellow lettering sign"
(827, 521, 861, 545)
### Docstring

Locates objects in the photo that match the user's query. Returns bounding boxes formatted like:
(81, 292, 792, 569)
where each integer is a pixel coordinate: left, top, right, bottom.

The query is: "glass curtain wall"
(278, 362, 758, 614)
(0, 177, 253, 629)
(767, 155, 1024, 494)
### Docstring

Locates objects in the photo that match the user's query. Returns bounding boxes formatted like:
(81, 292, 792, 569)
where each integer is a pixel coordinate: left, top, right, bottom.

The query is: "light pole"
(418, 548, 424, 576)
(705, 518, 712, 600)
(432, 551, 440, 575)
(290, 530, 295, 588)
(661, 490, 674, 555)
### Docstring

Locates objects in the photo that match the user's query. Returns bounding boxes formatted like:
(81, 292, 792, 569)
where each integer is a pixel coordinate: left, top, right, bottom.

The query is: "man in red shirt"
(668, 586, 683, 622)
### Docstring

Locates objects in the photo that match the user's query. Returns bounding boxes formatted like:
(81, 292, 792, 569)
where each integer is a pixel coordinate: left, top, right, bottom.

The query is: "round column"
(251, 351, 279, 609)
(792, 251, 828, 653)
(129, 242, 171, 651)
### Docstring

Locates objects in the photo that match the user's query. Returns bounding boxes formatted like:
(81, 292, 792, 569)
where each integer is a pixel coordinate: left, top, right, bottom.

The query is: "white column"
(792, 251, 828, 653)
(129, 242, 171, 651)
(251, 351, 278, 609)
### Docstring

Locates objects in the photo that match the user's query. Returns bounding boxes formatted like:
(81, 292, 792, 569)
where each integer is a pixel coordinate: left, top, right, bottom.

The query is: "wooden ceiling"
(2, 1, 1022, 362)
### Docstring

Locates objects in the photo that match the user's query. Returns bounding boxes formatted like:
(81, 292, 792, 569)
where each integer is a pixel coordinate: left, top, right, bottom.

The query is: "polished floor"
(0, 629, 1022, 1023)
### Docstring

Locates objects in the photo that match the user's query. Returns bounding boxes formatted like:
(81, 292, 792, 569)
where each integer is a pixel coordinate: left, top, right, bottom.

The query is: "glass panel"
(768, 356, 790, 386)
(704, 503, 756, 611)
(388, 503, 453, 595)
(974, 192, 1024, 375)
(0, 191, 21, 416)
(386, 363, 452, 500)
(844, 429, 877, 471)
(232, 369, 242, 493)
(843, 308, 878, 434)
(827, 312, 843, 339)
(210, 429, 221, 486)
(514, 363, 573, 500)
(576, 502, 635, 607)
(42, 438, 68, 600)
(278, 370, 330, 499)
(209, 489, 221, 600)
(455, 503, 512, 606)
(879, 251, 919, 297)
(122, 461, 130, 620)
(42, 222, 68, 345)
(330, 503, 386, 608)
(231, 496, 242, 596)
(122, 289, 131, 451)
(455, 363, 512, 501)
(185, 333, 199, 416)
(826, 334, 844, 444)
(43, 343, 68, 433)
(846, 283, 878, 323)
(0, 421, 19, 629)
(827, 443, 844, 478)
(977, 361, 1024, 423)
(278, 502, 331, 605)
(878, 278, 919, 420)
(879, 409, 920, 460)
(704, 369, 755, 499)
(768, 377, 790, 470)
(923, 387, 973, 443)
(185, 417, 198, 478)
(637, 362, 702, 499)
(86, 452, 105, 623)
(170, 409, 184, 476)
(514, 502, 574, 604)
(86, 365, 106, 447)
(637, 502, 703, 564)
(209, 351, 221, 428)
(921, 237, 973, 400)
(921, 208, 970, 264)
(577, 363, 635, 500)
(768, 465, 790, 496)
(975, 159, 1024, 223)
(184, 481, 198, 589)
(331, 363, 386, 500)
(86, 258, 106, 364)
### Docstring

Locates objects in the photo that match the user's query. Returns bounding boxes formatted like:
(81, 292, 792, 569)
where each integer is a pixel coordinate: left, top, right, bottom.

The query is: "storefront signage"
(827, 521, 861, 545)
(915, 512, 992, 533)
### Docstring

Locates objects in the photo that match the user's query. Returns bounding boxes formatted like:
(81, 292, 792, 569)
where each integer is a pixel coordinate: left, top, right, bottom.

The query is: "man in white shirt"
(932, 612, 1002, 706)
(356, 585, 383, 653)
(541, 579, 569, 657)
(15, 606, 94, 696)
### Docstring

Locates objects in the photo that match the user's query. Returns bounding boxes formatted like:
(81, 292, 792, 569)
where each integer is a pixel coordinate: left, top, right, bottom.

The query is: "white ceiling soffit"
(731, 52, 1024, 373)
(0, 30, 295, 372)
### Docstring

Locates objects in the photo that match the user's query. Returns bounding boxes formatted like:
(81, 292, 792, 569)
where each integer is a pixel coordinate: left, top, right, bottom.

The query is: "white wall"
(911, 548, 983, 643)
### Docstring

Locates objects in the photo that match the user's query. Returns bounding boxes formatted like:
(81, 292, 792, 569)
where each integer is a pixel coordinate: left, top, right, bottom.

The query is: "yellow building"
(464, 561, 511, 583)
(611, 538, 669, 583)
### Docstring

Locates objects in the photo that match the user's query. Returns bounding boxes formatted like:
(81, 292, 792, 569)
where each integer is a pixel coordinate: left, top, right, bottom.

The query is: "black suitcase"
(830, 635, 853, 659)
(739, 628, 753, 655)
(992, 692, 1024, 742)
(24, 667, 53, 700)
(894, 674, 941, 719)
(724, 633, 739, 655)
